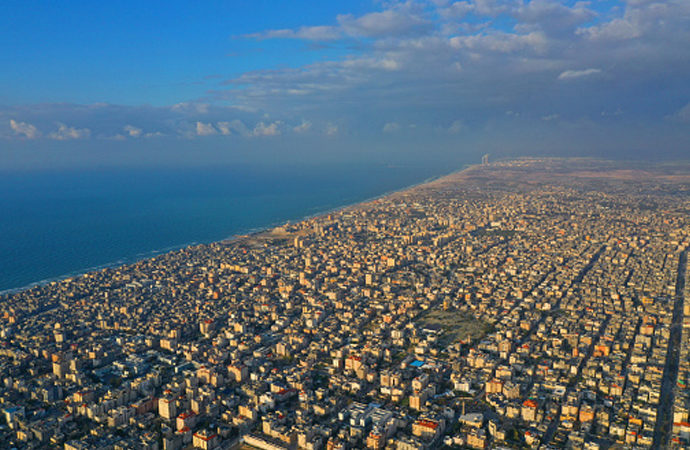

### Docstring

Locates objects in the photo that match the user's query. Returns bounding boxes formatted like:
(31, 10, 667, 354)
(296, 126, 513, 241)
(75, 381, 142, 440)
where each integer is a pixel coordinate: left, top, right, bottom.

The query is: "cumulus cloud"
(577, 0, 690, 42)
(1, 104, 308, 142)
(448, 120, 466, 134)
(383, 122, 401, 133)
(577, 18, 641, 41)
(440, 1, 474, 19)
(244, 6, 431, 42)
(325, 123, 339, 136)
(10, 119, 40, 139)
(217, 120, 250, 136)
(124, 125, 143, 137)
(450, 31, 548, 54)
(252, 121, 281, 136)
(669, 103, 690, 122)
(5, 0, 690, 158)
(196, 121, 218, 136)
(515, 0, 595, 36)
(441, 0, 510, 18)
(558, 68, 602, 80)
(224, 0, 688, 147)
(293, 120, 312, 133)
(100, 127, 162, 140)
(338, 9, 431, 38)
(48, 123, 90, 140)
(216, 121, 232, 135)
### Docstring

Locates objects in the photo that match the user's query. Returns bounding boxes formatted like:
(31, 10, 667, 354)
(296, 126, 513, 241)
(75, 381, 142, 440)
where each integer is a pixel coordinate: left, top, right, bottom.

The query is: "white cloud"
(48, 123, 90, 140)
(246, 25, 341, 41)
(338, 9, 432, 38)
(293, 120, 312, 133)
(245, 7, 431, 41)
(669, 103, 690, 122)
(216, 121, 232, 135)
(224, 0, 690, 135)
(342, 57, 401, 71)
(172, 102, 210, 114)
(448, 120, 466, 134)
(601, 108, 623, 117)
(577, 0, 690, 42)
(325, 123, 339, 136)
(515, 0, 595, 36)
(10, 119, 40, 139)
(558, 68, 602, 80)
(450, 31, 548, 54)
(5, 0, 690, 157)
(253, 121, 281, 136)
(217, 120, 251, 136)
(440, 1, 474, 19)
(383, 122, 401, 133)
(196, 121, 217, 136)
(441, 0, 509, 18)
(124, 125, 143, 137)
(577, 18, 641, 41)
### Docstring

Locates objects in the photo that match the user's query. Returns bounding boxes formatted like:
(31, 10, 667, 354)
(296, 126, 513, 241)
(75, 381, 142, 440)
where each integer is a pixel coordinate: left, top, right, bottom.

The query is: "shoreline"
(0, 163, 473, 297)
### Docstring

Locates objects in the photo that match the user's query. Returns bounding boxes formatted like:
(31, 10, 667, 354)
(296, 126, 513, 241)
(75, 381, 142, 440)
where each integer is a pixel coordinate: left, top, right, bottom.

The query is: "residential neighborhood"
(1, 158, 689, 449)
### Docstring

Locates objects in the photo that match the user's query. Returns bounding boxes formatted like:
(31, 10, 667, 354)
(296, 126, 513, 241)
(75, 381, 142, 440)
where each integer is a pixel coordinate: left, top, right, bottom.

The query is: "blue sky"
(0, 1, 374, 105)
(1, 0, 689, 169)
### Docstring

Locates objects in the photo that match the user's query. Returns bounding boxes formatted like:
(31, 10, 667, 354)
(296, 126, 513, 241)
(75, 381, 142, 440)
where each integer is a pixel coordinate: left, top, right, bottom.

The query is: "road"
(652, 249, 687, 449)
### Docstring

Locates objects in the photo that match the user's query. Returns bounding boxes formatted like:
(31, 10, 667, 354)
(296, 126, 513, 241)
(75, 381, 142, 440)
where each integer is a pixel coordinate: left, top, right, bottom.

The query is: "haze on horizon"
(1, 0, 689, 170)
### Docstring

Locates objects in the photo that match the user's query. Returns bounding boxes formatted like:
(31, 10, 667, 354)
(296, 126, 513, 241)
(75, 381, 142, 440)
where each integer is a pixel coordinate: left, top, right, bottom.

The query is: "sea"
(0, 162, 460, 293)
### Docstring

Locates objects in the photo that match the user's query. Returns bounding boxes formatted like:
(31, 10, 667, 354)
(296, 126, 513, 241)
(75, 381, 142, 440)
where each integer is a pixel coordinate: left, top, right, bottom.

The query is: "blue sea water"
(0, 162, 457, 292)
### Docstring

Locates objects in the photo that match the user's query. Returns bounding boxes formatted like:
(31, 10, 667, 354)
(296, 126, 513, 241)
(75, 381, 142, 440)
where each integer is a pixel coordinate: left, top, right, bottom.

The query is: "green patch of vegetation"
(391, 351, 407, 364)
(417, 308, 492, 346)
(454, 390, 473, 398)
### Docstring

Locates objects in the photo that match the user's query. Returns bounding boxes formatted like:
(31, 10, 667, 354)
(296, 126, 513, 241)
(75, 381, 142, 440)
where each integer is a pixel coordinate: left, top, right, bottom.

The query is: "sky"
(1, 0, 689, 170)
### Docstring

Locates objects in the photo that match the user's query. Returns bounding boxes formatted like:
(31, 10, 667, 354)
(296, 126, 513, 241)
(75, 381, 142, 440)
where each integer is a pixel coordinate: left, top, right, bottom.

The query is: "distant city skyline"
(1, 0, 689, 169)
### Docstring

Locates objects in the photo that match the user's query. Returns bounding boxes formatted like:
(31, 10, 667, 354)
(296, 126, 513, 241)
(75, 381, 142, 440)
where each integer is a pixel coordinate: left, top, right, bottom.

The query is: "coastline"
(0, 163, 474, 297)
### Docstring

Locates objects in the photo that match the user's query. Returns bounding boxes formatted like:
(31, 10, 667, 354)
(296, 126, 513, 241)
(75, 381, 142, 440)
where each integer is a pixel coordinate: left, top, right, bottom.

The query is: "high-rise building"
(159, 396, 177, 420)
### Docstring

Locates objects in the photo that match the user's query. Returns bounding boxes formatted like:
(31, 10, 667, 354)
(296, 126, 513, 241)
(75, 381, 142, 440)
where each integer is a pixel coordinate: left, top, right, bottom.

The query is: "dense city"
(1, 158, 689, 450)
